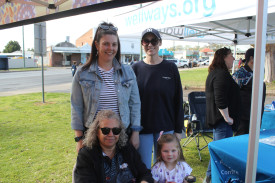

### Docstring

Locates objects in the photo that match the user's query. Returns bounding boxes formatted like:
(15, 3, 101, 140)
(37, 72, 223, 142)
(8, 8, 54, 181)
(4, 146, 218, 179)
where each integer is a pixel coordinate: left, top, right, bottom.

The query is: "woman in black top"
(132, 28, 184, 169)
(204, 47, 241, 183)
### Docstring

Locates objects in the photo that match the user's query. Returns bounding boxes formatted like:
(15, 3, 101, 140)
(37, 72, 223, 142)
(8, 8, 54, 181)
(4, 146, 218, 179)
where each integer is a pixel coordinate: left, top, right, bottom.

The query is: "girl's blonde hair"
(83, 110, 128, 149)
(155, 134, 185, 164)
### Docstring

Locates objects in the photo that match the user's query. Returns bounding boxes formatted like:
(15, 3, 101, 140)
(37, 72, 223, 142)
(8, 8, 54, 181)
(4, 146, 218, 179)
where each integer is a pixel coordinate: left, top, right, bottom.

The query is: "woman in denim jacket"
(71, 22, 141, 152)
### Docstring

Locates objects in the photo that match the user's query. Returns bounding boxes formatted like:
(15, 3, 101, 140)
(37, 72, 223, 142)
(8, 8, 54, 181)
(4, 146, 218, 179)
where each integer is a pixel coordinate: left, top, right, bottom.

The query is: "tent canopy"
(112, 0, 275, 45)
(0, 0, 156, 30)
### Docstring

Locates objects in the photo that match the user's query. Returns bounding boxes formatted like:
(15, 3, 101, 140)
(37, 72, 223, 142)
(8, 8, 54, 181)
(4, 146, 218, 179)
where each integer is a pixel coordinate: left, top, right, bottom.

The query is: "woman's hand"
(226, 116, 234, 125)
(130, 131, 140, 149)
(75, 130, 84, 153)
(218, 107, 234, 125)
(76, 140, 84, 153)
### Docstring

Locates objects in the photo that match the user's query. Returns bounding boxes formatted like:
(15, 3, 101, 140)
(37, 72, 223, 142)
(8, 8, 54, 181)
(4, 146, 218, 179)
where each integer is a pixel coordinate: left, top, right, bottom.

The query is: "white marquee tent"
(112, 1, 272, 182)
(112, 0, 275, 45)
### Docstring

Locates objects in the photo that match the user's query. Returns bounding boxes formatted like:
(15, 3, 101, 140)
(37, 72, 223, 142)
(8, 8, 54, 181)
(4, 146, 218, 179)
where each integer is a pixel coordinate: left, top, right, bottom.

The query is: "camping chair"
(182, 91, 213, 161)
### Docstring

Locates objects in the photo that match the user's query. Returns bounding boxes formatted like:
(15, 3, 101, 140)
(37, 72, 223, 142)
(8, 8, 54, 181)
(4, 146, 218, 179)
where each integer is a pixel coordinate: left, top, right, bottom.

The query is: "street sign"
(34, 22, 46, 56)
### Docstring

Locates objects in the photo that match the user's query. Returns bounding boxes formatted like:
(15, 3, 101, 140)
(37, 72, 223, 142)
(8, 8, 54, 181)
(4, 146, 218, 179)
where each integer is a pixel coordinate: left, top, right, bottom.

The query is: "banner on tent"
(112, 0, 275, 44)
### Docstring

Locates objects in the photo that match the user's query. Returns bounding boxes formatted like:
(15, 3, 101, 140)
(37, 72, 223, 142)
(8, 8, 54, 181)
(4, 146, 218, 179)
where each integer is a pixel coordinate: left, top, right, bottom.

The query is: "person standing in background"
(232, 48, 266, 135)
(71, 61, 77, 77)
(132, 28, 184, 169)
(204, 47, 241, 183)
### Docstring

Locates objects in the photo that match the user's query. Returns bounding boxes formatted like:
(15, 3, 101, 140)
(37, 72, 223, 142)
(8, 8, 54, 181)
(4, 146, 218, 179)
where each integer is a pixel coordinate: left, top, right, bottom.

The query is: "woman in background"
(204, 47, 241, 183)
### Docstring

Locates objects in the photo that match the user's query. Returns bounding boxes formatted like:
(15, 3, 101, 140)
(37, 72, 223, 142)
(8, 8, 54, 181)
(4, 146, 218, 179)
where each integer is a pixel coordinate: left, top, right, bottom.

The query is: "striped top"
(96, 66, 119, 116)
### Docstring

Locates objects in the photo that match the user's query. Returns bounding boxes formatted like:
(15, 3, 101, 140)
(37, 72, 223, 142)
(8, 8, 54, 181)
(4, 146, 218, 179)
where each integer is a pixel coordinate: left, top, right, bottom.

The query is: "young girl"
(151, 134, 192, 183)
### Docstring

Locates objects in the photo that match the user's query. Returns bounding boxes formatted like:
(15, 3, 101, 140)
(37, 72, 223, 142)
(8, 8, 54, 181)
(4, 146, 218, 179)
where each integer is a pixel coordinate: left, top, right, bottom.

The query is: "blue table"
(208, 129, 275, 183)
(261, 108, 275, 130)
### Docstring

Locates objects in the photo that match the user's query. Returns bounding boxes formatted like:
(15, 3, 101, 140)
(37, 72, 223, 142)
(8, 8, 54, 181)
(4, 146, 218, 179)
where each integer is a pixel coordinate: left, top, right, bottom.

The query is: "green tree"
(208, 43, 230, 52)
(3, 41, 21, 53)
(167, 45, 185, 52)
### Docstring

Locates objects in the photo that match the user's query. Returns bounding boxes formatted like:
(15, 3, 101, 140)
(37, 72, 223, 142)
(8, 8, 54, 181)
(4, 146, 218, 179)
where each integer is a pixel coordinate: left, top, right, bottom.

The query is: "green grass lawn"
(0, 93, 76, 182)
(7, 67, 43, 72)
(179, 67, 275, 92)
(0, 93, 210, 182)
(179, 68, 208, 89)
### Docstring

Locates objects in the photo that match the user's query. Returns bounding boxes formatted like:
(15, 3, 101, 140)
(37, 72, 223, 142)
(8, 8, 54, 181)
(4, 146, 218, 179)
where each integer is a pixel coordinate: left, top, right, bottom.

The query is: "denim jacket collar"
(88, 58, 121, 73)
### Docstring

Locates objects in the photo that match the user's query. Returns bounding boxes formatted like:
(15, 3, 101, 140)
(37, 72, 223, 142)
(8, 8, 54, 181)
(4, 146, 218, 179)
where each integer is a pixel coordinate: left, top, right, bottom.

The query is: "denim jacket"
(71, 59, 141, 132)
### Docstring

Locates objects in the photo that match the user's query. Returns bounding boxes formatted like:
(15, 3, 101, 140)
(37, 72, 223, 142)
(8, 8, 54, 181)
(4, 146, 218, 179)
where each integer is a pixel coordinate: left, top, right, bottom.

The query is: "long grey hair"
(83, 110, 128, 149)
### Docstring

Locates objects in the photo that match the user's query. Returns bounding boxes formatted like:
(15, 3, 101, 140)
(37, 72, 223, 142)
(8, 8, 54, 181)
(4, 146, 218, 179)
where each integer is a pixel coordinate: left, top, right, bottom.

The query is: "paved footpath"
(0, 67, 72, 96)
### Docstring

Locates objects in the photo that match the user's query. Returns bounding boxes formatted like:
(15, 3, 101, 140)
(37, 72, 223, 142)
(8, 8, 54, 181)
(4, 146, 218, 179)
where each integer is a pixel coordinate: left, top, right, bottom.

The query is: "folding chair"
(182, 91, 213, 161)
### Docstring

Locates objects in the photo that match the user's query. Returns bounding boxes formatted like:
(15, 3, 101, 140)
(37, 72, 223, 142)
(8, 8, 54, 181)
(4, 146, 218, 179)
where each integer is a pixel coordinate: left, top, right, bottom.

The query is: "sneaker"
(203, 176, 211, 183)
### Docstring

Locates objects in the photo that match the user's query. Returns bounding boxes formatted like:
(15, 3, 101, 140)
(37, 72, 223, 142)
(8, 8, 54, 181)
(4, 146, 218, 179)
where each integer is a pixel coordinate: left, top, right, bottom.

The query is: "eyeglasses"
(100, 127, 122, 135)
(99, 24, 118, 32)
(141, 38, 159, 46)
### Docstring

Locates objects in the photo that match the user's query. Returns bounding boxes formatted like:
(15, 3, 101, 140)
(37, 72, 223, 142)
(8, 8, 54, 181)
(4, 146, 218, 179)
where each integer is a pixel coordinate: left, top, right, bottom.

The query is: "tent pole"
(232, 43, 237, 74)
(245, 0, 267, 183)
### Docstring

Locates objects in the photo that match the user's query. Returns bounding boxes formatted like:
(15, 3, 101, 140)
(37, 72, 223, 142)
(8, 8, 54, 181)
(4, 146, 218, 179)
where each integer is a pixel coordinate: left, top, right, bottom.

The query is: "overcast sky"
(0, 5, 134, 51)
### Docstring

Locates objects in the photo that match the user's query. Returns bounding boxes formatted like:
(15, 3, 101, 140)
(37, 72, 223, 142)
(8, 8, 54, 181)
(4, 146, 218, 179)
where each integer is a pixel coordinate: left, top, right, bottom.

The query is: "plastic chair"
(182, 91, 213, 161)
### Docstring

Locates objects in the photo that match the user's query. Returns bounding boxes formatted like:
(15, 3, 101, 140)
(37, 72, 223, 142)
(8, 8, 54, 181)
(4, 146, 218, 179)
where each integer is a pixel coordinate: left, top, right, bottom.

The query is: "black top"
(205, 68, 241, 130)
(132, 60, 184, 134)
(233, 64, 266, 121)
(74, 143, 153, 183)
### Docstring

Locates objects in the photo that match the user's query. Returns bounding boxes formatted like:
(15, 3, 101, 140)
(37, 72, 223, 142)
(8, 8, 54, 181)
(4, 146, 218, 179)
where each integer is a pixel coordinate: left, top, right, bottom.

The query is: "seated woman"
(74, 110, 153, 183)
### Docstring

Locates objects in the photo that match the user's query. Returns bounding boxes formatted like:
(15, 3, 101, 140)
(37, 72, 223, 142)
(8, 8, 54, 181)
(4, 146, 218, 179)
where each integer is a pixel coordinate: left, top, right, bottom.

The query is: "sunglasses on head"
(100, 127, 122, 135)
(99, 24, 118, 32)
(141, 38, 159, 46)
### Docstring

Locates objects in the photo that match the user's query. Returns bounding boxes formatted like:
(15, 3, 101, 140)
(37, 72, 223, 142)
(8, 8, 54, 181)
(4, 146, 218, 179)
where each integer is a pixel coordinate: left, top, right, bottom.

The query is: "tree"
(3, 41, 21, 53)
(167, 45, 184, 52)
(208, 43, 230, 52)
(265, 44, 275, 83)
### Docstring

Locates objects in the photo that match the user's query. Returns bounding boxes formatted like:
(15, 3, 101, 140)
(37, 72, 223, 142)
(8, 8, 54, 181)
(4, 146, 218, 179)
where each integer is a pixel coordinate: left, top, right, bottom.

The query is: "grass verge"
(179, 68, 208, 89)
(179, 67, 275, 93)
(0, 93, 75, 183)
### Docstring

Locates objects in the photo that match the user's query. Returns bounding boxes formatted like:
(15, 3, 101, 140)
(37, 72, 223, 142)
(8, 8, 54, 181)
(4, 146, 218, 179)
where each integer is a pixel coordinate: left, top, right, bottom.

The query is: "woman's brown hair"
(208, 47, 231, 73)
(155, 134, 185, 165)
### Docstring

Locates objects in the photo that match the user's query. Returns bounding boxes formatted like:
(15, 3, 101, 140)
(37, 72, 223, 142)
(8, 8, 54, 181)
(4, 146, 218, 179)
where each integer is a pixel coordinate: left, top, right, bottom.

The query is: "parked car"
(179, 59, 189, 68)
(191, 60, 198, 67)
(166, 59, 182, 68)
(201, 59, 209, 66)
(197, 59, 204, 66)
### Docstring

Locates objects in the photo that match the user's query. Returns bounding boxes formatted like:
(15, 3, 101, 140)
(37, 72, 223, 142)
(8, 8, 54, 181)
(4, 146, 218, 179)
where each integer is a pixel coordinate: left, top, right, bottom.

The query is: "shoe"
(203, 176, 211, 183)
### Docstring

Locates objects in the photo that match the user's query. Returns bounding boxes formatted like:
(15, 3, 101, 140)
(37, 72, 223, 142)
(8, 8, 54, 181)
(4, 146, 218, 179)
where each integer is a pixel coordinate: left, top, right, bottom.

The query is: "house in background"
(174, 50, 199, 60)
(75, 29, 94, 47)
(47, 36, 90, 67)
(46, 28, 140, 67)
(200, 48, 214, 60)
(120, 37, 140, 64)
